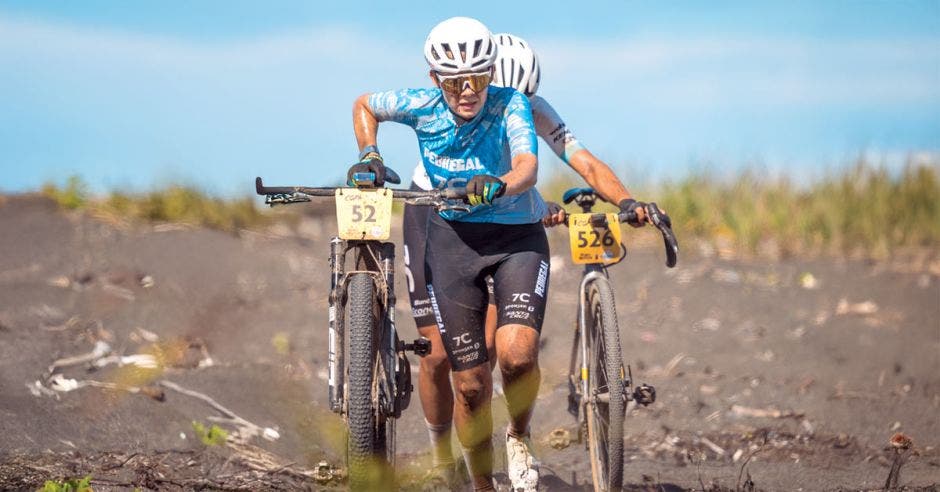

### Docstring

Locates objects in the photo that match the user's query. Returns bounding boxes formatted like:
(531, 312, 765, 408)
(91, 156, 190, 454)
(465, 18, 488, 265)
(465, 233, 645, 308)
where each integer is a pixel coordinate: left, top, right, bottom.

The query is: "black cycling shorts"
(402, 189, 437, 327)
(402, 182, 494, 328)
(425, 212, 550, 371)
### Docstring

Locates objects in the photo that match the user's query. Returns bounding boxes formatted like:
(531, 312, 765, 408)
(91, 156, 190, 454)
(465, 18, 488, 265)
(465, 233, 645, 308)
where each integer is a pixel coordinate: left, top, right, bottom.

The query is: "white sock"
(425, 419, 454, 466)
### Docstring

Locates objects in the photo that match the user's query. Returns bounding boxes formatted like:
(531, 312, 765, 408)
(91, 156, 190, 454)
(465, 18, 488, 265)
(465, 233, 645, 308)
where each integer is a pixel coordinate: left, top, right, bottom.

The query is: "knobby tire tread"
(346, 273, 379, 490)
(587, 278, 625, 492)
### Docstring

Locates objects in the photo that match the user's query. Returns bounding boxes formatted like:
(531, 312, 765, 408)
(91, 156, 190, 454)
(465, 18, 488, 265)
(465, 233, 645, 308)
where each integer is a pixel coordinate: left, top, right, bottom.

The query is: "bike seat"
(562, 187, 607, 204)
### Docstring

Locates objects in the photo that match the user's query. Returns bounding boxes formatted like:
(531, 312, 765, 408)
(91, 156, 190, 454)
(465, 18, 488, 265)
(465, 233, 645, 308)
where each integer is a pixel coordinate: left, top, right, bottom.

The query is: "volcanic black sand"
(1, 195, 937, 491)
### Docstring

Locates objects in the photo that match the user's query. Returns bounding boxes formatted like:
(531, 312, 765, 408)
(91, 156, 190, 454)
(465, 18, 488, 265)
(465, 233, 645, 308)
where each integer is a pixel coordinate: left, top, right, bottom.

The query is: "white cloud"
(0, 14, 936, 192)
(0, 15, 418, 73)
(532, 35, 940, 108)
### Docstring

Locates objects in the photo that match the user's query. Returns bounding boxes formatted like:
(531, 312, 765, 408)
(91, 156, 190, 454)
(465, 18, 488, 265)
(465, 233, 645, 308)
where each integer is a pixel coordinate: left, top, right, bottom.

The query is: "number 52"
(352, 204, 376, 222)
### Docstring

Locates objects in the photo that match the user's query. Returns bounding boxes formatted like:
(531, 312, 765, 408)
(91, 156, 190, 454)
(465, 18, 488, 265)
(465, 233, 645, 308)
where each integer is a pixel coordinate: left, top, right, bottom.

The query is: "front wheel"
(345, 273, 391, 489)
(585, 278, 626, 492)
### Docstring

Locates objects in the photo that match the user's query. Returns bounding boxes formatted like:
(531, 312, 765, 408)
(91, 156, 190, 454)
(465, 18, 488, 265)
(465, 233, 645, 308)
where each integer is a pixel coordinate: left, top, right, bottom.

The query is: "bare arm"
(499, 152, 538, 196)
(566, 148, 632, 204)
(352, 94, 378, 152)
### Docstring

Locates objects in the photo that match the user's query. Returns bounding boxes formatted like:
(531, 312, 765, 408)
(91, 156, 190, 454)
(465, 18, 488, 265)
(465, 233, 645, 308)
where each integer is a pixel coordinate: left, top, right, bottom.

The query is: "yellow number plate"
(568, 213, 623, 264)
(335, 188, 393, 240)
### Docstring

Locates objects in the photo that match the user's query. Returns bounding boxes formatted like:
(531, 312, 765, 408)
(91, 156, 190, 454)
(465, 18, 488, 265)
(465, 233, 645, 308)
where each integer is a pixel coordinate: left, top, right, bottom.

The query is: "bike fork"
(579, 271, 606, 401)
(328, 236, 346, 414)
(379, 242, 401, 417)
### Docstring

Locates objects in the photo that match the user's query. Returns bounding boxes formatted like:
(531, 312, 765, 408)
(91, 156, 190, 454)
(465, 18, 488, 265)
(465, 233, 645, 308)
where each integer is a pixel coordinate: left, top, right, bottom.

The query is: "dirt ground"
(1, 195, 938, 491)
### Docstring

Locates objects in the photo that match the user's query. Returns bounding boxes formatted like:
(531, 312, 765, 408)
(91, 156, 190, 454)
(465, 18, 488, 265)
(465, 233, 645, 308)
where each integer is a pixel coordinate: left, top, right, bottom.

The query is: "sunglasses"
(435, 71, 492, 95)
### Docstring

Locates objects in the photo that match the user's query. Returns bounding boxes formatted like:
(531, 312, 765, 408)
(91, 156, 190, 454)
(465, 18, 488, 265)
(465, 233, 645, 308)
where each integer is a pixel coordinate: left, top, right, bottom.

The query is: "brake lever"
(645, 202, 678, 268)
(439, 204, 472, 213)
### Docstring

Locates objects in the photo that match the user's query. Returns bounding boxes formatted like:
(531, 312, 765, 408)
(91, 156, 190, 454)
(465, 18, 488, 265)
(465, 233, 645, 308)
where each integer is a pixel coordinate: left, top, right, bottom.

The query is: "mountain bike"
(255, 172, 467, 489)
(561, 188, 678, 492)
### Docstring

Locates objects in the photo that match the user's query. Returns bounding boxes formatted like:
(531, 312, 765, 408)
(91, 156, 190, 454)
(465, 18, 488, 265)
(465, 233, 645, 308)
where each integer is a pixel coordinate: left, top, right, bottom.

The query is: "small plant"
(41, 475, 92, 492)
(42, 176, 88, 210)
(192, 421, 229, 446)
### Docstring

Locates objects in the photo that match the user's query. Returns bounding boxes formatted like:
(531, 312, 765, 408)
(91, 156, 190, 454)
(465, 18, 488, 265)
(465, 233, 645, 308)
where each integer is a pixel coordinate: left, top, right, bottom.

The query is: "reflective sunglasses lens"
(467, 73, 491, 92)
(438, 73, 491, 94)
(440, 77, 462, 94)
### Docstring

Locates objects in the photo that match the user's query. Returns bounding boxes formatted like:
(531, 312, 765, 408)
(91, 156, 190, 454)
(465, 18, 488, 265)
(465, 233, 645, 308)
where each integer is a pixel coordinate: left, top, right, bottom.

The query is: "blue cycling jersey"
(368, 86, 547, 224)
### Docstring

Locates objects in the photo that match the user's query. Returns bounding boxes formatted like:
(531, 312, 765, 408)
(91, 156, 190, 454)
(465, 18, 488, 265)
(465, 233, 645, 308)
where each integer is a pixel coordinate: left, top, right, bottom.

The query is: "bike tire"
(585, 278, 626, 492)
(346, 273, 383, 490)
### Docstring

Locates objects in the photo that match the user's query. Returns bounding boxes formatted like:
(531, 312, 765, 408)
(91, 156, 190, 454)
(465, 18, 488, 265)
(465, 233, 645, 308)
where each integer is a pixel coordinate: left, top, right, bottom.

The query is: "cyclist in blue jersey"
(401, 32, 658, 490)
(349, 17, 548, 491)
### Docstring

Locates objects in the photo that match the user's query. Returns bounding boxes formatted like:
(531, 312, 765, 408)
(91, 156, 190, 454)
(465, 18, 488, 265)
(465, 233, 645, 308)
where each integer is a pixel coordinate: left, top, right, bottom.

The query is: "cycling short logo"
(426, 283, 445, 331)
(534, 260, 549, 297)
(452, 333, 473, 346)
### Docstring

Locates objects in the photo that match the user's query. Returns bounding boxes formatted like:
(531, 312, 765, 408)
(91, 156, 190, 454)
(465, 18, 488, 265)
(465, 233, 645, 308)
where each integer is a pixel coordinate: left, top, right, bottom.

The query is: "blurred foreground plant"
(41, 476, 92, 492)
(192, 421, 229, 446)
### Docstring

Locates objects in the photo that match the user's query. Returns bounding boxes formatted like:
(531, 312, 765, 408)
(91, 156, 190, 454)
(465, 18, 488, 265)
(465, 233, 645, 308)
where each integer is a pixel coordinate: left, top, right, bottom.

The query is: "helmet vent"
(472, 39, 482, 58)
(441, 43, 455, 60)
(458, 42, 467, 62)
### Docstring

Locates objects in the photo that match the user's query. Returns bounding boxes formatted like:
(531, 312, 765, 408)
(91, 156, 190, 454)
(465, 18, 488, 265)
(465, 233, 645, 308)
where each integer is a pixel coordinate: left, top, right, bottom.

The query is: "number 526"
(577, 229, 615, 248)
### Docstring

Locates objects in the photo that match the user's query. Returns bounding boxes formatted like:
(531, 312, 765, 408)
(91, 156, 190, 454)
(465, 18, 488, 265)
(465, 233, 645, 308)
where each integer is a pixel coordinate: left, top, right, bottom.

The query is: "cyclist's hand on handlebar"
(542, 201, 566, 227)
(618, 198, 648, 227)
(619, 198, 670, 228)
(466, 174, 505, 206)
(347, 149, 386, 187)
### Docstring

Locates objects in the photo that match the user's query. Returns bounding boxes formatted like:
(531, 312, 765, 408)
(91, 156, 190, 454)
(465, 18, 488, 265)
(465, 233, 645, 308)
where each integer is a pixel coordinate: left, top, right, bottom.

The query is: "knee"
(499, 352, 538, 380)
(419, 347, 451, 378)
(453, 371, 491, 407)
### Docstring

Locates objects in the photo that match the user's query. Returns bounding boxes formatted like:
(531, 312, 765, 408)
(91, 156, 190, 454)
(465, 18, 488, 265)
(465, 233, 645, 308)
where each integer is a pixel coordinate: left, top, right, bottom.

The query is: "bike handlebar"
(564, 202, 679, 268)
(255, 177, 468, 201)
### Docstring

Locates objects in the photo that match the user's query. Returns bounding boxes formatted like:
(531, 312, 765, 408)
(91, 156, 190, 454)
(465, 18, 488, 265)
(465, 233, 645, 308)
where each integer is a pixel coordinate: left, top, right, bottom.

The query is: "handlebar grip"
(442, 187, 468, 200)
(256, 176, 302, 195)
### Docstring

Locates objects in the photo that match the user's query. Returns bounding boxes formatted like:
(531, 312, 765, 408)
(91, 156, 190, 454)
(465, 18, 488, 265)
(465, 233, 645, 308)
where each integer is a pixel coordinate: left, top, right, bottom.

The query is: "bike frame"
(576, 267, 614, 412)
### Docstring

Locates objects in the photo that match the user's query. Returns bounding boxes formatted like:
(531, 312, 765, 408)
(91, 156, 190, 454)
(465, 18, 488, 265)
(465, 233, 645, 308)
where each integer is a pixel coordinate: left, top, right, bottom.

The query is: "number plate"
(335, 188, 393, 240)
(567, 213, 622, 264)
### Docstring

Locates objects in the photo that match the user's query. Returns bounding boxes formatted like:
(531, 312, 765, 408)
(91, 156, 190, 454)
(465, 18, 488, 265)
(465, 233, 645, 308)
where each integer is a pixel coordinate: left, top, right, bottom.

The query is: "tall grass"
(38, 160, 939, 257)
(540, 159, 940, 258)
(42, 178, 268, 232)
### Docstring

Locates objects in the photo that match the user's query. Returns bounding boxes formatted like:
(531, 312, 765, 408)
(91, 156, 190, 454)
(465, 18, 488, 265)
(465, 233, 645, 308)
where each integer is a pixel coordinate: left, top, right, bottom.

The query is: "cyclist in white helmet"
(401, 32, 654, 491)
(351, 18, 551, 491)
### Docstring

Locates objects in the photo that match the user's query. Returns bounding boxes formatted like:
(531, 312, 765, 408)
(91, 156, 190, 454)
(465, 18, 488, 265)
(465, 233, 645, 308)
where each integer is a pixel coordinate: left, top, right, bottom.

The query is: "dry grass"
(40, 158, 939, 258)
(42, 178, 269, 233)
(539, 158, 940, 259)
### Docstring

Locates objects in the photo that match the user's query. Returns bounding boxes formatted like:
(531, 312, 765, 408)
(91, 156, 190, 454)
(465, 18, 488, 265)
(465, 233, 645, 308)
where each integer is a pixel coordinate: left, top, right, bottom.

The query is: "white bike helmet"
(492, 33, 541, 97)
(424, 17, 497, 75)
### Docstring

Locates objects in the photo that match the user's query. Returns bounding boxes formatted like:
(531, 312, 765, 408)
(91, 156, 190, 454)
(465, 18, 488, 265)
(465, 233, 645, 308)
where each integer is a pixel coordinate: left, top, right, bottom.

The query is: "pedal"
(633, 383, 656, 406)
(402, 337, 431, 357)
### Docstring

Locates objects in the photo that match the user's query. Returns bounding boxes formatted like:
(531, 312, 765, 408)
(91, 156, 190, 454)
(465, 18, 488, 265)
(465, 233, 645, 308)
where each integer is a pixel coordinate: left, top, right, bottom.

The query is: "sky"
(1, 1, 938, 196)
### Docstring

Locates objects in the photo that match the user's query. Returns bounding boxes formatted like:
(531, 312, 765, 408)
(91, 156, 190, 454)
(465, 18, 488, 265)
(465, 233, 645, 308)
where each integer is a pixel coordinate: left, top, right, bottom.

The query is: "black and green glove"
(346, 146, 386, 187)
(467, 175, 505, 206)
